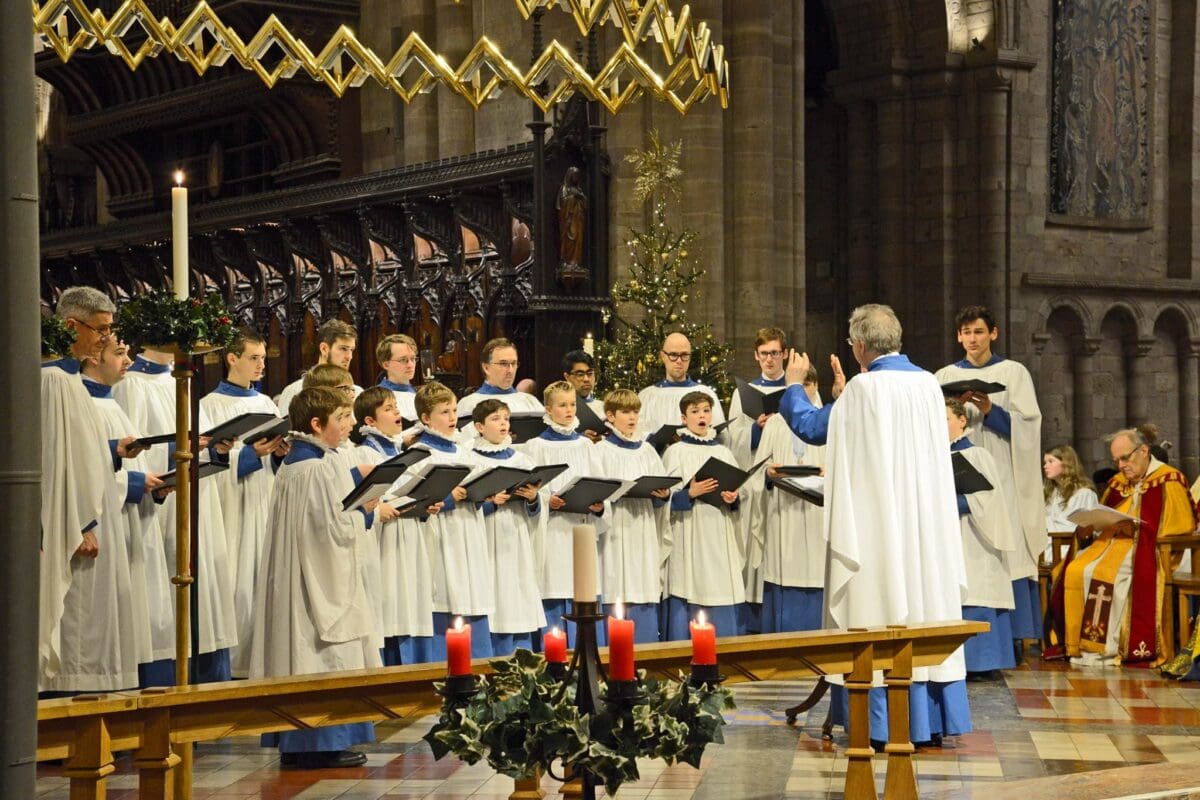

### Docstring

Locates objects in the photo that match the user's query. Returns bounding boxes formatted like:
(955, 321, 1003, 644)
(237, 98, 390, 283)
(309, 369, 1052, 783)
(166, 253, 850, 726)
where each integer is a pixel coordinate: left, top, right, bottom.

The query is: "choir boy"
(277, 319, 362, 415)
(593, 389, 671, 642)
(456, 338, 544, 442)
(352, 387, 435, 665)
(113, 346, 238, 682)
(82, 339, 175, 686)
(250, 387, 380, 770)
(935, 305, 1045, 654)
(519, 381, 606, 643)
(411, 382, 495, 658)
(201, 329, 288, 677)
(468, 399, 545, 654)
(636, 332, 726, 438)
(661, 391, 745, 639)
(946, 399, 1018, 678)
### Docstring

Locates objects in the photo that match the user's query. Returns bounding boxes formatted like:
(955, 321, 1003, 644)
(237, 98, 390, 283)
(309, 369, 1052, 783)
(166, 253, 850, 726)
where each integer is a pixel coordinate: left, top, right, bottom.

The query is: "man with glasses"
(635, 332, 726, 439)
(779, 304, 970, 749)
(40, 287, 147, 693)
(935, 305, 1046, 658)
(456, 337, 544, 442)
(1048, 428, 1194, 667)
(562, 350, 604, 442)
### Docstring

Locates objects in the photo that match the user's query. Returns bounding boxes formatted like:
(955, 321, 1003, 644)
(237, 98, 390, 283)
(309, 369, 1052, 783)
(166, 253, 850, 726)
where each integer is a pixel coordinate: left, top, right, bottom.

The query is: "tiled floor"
(36, 655, 1200, 799)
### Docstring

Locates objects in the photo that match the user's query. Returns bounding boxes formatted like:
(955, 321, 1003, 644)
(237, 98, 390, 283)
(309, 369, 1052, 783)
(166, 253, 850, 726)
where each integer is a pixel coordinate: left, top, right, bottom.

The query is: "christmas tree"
(596, 132, 735, 401)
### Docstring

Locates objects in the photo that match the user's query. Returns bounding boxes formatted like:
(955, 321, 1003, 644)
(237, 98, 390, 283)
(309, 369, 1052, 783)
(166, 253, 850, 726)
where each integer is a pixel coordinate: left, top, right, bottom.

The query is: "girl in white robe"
(1043, 445, 1099, 558)
(351, 388, 435, 665)
(593, 390, 671, 643)
(468, 399, 546, 655)
(411, 382, 494, 659)
(948, 400, 1019, 675)
(250, 389, 380, 767)
(518, 383, 608, 645)
(661, 393, 745, 640)
(114, 353, 239, 682)
(201, 363, 283, 678)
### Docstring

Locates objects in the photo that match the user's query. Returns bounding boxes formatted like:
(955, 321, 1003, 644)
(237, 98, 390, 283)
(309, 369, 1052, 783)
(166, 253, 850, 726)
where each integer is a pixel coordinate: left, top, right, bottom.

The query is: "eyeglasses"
(568, 369, 595, 378)
(72, 318, 114, 339)
(1113, 447, 1143, 466)
(662, 351, 692, 362)
(390, 356, 418, 365)
(756, 350, 784, 359)
(490, 360, 519, 370)
(336, 384, 355, 396)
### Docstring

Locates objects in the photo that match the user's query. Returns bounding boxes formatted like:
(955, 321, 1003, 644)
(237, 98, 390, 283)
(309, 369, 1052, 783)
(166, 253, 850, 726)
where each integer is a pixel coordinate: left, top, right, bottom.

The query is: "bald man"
(635, 332, 726, 439)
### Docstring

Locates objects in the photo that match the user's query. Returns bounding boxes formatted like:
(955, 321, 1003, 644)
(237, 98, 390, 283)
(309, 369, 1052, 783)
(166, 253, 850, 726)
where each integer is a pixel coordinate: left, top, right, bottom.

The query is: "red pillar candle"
(607, 602, 636, 681)
(544, 626, 568, 664)
(689, 611, 717, 666)
(446, 617, 472, 676)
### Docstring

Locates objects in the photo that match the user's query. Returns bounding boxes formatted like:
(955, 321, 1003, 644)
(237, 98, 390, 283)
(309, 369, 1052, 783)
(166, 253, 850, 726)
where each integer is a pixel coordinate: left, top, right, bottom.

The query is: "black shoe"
(870, 739, 886, 751)
(301, 750, 367, 769)
(1014, 640, 1026, 665)
(967, 669, 1004, 682)
(930, 733, 943, 748)
(279, 753, 301, 768)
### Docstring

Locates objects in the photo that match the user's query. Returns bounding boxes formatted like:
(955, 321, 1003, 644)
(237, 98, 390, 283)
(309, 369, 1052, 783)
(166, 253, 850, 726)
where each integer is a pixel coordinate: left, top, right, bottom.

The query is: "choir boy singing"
(519, 380, 606, 643)
(468, 399, 545, 655)
(277, 319, 362, 415)
(593, 389, 671, 642)
(113, 345, 239, 682)
(456, 338, 545, 442)
(661, 391, 745, 640)
(411, 381, 495, 658)
(201, 329, 288, 677)
(352, 387, 435, 665)
(636, 332, 726, 439)
(250, 387, 380, 770)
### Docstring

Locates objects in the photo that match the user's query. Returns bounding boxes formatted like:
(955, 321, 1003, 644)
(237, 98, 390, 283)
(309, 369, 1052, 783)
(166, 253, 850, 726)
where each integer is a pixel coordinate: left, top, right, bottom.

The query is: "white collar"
(543, 414, 580, 436)
(357, 423, 400, 443)
(288, 431, 333, 451)
(680, 426, 716, 442)
(608, 425, 641, 444)
(474, 435, 514, 453)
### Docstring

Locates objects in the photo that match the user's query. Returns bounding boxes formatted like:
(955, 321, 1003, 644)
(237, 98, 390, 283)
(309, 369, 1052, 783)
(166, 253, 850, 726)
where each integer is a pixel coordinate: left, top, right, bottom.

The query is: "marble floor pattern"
(35, 655, 1200, 799)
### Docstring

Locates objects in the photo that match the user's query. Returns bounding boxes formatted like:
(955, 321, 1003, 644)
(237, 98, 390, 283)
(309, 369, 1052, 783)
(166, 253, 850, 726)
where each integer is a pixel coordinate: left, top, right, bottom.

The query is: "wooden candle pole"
(171, 350, 195, 799)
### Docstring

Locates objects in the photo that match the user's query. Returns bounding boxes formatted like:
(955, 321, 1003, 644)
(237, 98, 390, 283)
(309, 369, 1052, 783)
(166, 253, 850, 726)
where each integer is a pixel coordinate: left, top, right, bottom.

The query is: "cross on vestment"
(1084, 583, 1112, 640)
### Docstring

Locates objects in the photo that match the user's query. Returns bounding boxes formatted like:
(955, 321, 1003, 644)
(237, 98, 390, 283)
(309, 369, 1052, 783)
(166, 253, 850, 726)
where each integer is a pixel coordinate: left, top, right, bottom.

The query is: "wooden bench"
(37, 620, 986, 800)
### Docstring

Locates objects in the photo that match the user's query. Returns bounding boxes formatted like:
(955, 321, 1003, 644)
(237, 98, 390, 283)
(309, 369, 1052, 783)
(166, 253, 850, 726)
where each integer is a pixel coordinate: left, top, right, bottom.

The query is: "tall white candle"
(172, 171, 188, 300)
(572, 524, 598, 603)
(582, 332, 595, 356)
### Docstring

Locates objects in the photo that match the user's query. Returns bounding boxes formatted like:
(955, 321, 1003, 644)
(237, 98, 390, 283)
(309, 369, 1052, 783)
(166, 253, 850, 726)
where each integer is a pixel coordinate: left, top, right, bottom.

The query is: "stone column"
(1126, 337, 1155, 426)
(0, 1, 42, 793)
(403, 0, 439, 165)
(1073, 338, 1102, 469)
(1180, 342, 1200, 478)
(973, 69, 1012, 329)
(435, 0, 474, 158)
(841, 99, 878, 316)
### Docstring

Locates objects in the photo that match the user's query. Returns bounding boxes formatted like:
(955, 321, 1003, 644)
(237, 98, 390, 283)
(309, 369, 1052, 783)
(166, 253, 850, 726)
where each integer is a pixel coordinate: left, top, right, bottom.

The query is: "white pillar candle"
(172, 171, 188, 300)
(582, 332, 594, 356)
(572, 524, 598, 603)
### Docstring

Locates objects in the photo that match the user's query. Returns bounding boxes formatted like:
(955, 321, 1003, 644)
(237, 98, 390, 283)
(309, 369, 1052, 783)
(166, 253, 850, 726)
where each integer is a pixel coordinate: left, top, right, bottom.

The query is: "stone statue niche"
(556, 165, 588, 289)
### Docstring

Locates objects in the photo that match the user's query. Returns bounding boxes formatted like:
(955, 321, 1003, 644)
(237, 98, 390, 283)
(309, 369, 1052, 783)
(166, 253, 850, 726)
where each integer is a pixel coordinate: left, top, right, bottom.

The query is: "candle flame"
(614, 601, 624, 620)
(550, 625, 562, 636)
(174, 170, 184, 186)
(696, 609, 707, 626)
(453, 615, 464, 631)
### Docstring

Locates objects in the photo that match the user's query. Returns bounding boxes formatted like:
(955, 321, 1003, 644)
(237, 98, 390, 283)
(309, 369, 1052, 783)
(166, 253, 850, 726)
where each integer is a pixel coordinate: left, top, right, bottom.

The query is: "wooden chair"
(1039, 530, 1079, 622)
(1159, 533, 1200, 651)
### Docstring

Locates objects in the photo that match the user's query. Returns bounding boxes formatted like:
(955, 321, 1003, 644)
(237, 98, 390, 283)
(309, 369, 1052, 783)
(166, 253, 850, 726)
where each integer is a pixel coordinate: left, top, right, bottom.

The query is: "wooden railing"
(37, 620, 987, 800)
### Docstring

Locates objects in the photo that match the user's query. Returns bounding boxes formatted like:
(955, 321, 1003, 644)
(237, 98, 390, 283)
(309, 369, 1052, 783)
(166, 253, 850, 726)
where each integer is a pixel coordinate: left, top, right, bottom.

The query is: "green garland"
(41, 315, 77, 358)
(424, 649, 735, 795)
(114, 290, 237, 353)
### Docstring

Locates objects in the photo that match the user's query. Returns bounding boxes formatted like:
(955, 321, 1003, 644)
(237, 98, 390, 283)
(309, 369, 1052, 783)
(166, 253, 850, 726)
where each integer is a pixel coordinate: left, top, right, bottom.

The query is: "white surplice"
(810, 355, 967, 684)
(661, 437, 746, 607)
(354, 435, 433, 639)
(249, 435, 381, 678)
(756, 415, 826, 592)
(39, 360, 122, 690)
(468, 441, 546, 632)
(593, 434, 672, 605)
(635, 380, 726, 439)
(87, 383, 173, 663)
(113, 364, 237, 655)
(518, 426, 607, 599)
(409, 432, 493, 616)
(200, 381, 281, 676)
(956, 443, 1018, 609)
(935, 358, 1045, 581)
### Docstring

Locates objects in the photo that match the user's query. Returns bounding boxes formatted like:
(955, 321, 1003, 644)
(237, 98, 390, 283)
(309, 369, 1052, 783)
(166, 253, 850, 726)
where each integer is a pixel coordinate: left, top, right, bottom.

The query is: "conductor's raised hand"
(830, 355, 847, 399)
(784, 349, 811, 386)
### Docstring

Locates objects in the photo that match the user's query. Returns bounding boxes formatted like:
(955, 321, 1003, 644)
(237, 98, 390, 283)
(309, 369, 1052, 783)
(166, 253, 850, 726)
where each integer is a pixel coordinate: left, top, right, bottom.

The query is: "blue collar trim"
(679, 433, 719, 446)
(605, 433, 644, 450)
(867, 354, 923, 373)
(82, 377, 113, 399)
(753, 375, 787, 387)
(477, 383, 515, 396)
(476, 447, 516, 460)
(379, 378, 415, 393)
(284, 440, 325, 464)
(129, 356, 171, 375)
(656, 378, 698, 388)
(539, 428, 580, 442)
(950, 437, 973, 452)
(43, 357, 81, 374)
(954, 354, 1005, 369)
(417, 431, 458, 453)
(215, 380, 258, 398)
(365, 433, 399, 457)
